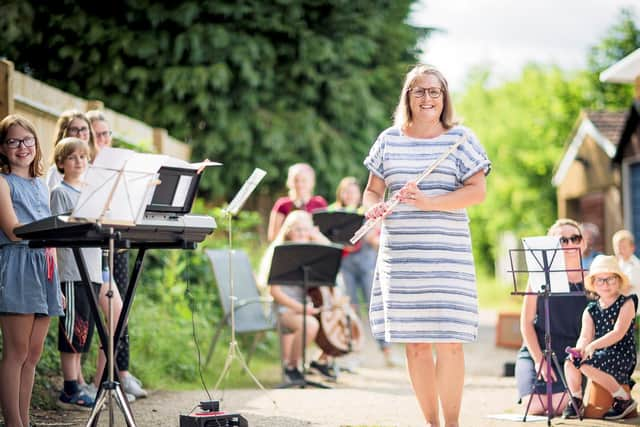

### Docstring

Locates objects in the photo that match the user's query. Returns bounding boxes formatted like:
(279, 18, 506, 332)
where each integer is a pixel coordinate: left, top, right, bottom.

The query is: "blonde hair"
(393, 64, 458, 131)
(612, 229, 634, 248)
(85, 109, 107, 125)
(0, 114, 44, 177)
(286, 163, 315, 199)
(258, 211, 323, 289)
(54, 137, 90, 174)
(547, 218, 582, 237)
(334, 176, 360, 208)
(273, 210, 314, 245)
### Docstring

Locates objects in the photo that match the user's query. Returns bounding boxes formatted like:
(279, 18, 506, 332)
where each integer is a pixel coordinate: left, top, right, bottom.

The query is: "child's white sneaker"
(121, 374, 148, 398)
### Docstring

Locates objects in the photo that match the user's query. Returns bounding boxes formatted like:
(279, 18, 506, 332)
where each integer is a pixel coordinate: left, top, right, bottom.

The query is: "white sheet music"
(522, 236, 570, 293)
(73, 148, 167, 224)
(226, 168, 267, 215)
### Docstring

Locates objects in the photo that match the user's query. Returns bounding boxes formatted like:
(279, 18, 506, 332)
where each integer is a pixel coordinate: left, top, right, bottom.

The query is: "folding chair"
(204, 249, 276, 368)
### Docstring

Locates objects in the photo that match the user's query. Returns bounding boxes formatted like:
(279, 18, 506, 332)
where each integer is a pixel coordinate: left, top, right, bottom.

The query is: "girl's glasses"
(594, 275, 618, 286)
(559, 234, 582, 245)
(66, 126, 90, 137)
(4, 137, 36, 148)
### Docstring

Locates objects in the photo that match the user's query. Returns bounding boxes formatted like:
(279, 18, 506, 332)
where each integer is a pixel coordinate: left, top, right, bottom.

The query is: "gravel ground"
(15, 311, 640, 426)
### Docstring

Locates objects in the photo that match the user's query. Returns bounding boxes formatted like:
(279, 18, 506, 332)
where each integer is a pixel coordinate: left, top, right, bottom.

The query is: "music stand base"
(275, 378, 331, 389)
(213, 340, 271, 397)
(522, 350, 583, 425)
(86, 382, 136, 427)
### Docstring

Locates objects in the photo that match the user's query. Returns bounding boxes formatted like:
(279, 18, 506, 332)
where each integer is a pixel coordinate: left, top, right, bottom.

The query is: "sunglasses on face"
(559, 234, 582, 245)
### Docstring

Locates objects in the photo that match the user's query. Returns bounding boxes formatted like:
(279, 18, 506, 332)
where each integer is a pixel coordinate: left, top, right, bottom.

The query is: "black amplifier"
(179, 411, 248, 427)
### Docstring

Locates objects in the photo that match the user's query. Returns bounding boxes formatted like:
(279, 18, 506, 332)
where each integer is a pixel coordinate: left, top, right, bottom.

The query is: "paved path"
(28, 310, 640, 426)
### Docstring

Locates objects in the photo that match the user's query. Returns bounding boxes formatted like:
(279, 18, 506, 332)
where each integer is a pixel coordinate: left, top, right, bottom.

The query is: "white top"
(619, 254, 640, 314)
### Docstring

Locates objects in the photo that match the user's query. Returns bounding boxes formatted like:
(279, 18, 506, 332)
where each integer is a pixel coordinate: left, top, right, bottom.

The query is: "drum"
(308, 287, 364, 356)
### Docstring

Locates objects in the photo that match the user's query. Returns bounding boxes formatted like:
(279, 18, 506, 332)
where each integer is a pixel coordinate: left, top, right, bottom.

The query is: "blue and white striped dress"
(365, 125, 491, 343)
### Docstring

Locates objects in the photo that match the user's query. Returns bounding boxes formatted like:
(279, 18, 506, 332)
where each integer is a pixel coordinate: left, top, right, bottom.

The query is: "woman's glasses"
(409, 86, 444, 99)
(4, 136, 36, 148)
(95, 130, 112, 139)
(559, 234, 582, 245)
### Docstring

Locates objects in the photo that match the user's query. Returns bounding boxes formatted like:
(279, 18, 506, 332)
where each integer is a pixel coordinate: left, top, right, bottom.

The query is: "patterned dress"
(577, 294, 638, 385)
(364, 126, 491, 343)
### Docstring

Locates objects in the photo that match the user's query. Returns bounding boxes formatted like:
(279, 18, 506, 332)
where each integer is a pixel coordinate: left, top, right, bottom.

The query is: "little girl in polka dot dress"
(563, 255, 638, 420)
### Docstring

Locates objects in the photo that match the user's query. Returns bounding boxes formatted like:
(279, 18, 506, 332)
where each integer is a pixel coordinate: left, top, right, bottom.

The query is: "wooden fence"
(0, 59, 190, 164)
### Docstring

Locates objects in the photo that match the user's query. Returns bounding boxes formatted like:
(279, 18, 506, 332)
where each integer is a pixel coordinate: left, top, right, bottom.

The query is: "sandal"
(57, 390, 95, 411)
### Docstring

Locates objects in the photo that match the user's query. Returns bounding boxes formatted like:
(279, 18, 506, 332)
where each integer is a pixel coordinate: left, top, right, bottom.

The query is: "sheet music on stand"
(522, 236, 570, 293)
(225, 168, 267, 216)
(71, 147, 219, 224)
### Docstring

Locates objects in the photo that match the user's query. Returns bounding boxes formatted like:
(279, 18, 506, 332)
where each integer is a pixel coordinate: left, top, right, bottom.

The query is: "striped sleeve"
(364, 131, 387, 179)
(455, 127, 491, 183)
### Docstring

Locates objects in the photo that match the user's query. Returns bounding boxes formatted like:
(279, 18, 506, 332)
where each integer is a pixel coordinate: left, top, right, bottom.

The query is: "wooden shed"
(601, 48, 640, 253)
(552, 110, 627, 254)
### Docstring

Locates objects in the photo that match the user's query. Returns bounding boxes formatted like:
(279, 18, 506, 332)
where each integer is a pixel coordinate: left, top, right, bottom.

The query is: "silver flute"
(349, 135, 466, 244)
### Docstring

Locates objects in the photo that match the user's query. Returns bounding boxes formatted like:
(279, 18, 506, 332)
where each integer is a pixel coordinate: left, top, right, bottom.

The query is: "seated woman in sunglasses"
(515, 218, 589, 416)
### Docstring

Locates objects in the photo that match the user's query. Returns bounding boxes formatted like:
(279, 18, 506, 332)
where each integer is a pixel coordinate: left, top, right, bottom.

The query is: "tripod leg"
(113, 386, 137, 426)
(213, 343, 236, 391)
(233, 342, 270, 394)
(86, 387, 108, 427)
(550, 352, 582, 420)
(522, 357, 547, 422)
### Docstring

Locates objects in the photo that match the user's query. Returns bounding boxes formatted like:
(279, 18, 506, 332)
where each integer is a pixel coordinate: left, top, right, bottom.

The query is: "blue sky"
(410, 0, 639, 91)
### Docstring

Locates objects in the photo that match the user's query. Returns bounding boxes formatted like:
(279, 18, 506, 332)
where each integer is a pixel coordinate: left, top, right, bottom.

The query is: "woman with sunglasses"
(515, 218, 589, 416)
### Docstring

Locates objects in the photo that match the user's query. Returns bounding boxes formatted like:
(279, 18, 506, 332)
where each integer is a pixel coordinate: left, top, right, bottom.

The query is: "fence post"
(0, 59, 15, 118)
(86, 100, 105, 111)
(153, 128, 168, 154)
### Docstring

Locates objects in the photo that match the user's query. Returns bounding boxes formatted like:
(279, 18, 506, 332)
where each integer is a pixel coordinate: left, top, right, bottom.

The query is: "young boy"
(613, 229, 640, 351)
(50, 137, 102, 410)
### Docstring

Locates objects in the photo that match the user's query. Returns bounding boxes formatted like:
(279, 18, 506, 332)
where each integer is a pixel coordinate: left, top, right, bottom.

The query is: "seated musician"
(259, 210, 336, 383)
(515, 218, 589, 415)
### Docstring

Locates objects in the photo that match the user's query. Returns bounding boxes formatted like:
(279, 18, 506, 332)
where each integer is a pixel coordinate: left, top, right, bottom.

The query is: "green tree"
(586, 7, 639, 108)
(457, 65, 593, 272)
(455, 7, 639, 273)
(0, 0, 432, 201)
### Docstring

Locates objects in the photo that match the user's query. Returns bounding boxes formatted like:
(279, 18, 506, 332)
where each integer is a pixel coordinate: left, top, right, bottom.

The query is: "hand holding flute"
(350, 134, 466, 244)
(352, 183, 423, 244)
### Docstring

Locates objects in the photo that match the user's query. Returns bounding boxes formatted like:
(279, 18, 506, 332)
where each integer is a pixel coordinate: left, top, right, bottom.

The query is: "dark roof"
(584, 110, 628, 145)
(613, 101, 640, 164)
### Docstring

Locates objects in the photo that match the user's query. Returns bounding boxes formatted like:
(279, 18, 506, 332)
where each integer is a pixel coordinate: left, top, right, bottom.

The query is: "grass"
(128, 299, 283, 391)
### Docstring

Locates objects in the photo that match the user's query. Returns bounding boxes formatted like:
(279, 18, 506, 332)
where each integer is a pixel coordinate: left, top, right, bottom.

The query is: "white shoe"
(121, 374, 148, 398)
(83, 382, 136, 402)
(82, 383, 98, 400)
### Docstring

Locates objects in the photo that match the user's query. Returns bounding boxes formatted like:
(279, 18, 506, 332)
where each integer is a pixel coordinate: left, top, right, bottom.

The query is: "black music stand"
(509, 244, 585, 426)
(312, 209, 364, 245)
(268, 243, 342, 389)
